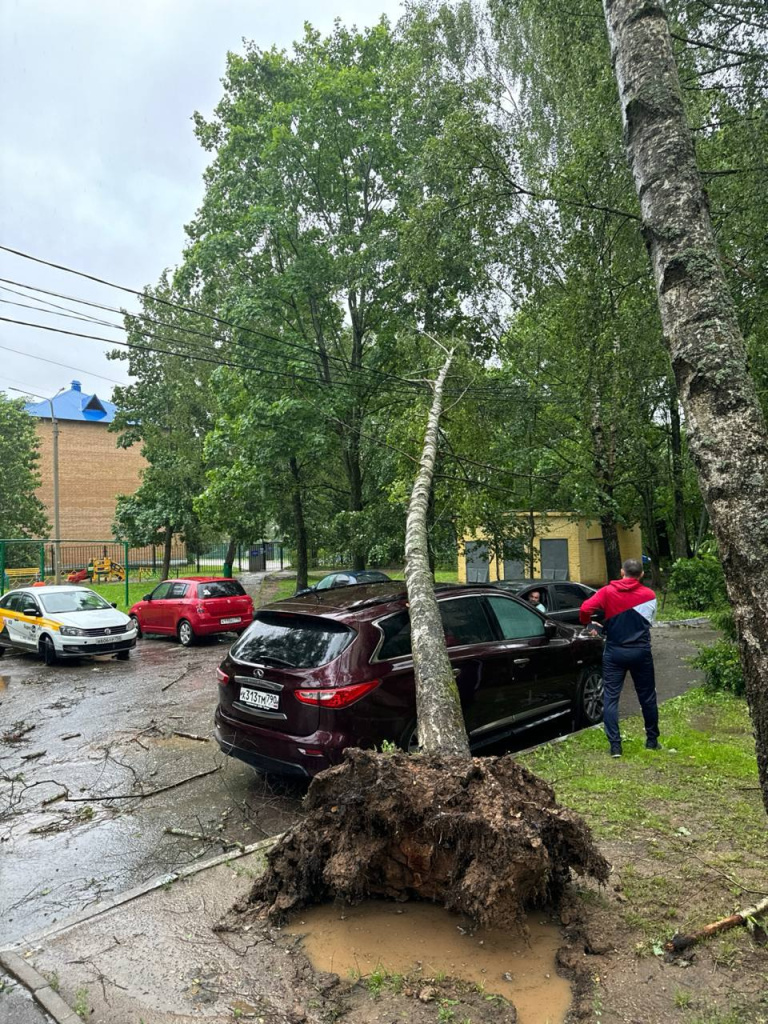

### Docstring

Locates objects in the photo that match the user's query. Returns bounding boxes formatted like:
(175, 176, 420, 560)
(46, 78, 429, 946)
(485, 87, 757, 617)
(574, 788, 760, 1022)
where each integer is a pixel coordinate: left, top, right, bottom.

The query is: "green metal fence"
(0, 538, 285, 605)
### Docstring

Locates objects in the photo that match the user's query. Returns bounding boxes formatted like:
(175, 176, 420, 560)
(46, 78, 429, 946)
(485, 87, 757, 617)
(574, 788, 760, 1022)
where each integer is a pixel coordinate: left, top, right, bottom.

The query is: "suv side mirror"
(544, 621, 558, 640)
(142, 594, 152, 602)
(111, 602, 117, 609)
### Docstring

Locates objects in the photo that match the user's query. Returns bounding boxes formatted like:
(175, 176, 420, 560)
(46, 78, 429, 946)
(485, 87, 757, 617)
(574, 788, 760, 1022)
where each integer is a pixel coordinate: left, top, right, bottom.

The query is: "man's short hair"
(622, 558, 643, 578)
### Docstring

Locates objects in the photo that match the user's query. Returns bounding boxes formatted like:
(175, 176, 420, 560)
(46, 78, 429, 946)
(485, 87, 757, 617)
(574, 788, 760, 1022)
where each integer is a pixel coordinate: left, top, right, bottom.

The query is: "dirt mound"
(237, 749, 610, 930)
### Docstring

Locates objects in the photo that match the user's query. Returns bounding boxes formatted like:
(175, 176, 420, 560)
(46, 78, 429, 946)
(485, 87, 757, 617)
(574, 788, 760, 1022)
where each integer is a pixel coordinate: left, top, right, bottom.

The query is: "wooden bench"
(3, 568, 41, 588)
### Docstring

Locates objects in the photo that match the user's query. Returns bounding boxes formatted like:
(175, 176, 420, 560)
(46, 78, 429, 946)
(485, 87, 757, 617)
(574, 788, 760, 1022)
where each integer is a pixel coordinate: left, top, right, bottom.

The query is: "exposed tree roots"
(233, 749, 610, 931)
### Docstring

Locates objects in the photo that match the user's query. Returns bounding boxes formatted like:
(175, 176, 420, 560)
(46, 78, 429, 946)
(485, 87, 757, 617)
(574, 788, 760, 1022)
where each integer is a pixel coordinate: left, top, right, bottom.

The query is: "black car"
(491, 580, 596, 625)
(295, 569, 392, 597)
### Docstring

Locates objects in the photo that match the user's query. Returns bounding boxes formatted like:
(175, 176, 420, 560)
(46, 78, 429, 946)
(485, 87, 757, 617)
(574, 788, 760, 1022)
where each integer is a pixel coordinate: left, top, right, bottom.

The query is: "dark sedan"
(295, 569, 392, 597)
(214, 581, 604, 777)
(491, 579, 596, 625)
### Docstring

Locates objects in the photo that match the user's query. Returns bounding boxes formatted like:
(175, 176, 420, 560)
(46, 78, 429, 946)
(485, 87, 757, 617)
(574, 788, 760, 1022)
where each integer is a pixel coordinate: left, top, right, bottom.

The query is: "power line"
(0, 315, 423, 394)
(0, 247, 428, 393)
(0, 291, 381, 388)
(0, 246, 532, 399)
(0, 340, 124, 385)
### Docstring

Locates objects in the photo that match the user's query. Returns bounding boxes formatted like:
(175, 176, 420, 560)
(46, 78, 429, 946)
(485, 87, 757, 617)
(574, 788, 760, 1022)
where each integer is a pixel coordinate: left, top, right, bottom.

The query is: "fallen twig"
(63, 765, 223, 803)
(61, 732, 82, 741)
(2, 722, 35, 744)
(161, 665, 192, 692)
(171, 730, 209, 743)
(165, 825, 246, 851)
(20, 750, 46, 761)
(666, 894, 768, 953)
(42, 791, 68, 806)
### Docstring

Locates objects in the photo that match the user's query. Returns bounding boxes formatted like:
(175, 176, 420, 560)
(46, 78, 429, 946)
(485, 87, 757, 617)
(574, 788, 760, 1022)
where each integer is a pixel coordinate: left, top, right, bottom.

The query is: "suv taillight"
(294, 680, 380, 709)
(216, 667, 230, 686)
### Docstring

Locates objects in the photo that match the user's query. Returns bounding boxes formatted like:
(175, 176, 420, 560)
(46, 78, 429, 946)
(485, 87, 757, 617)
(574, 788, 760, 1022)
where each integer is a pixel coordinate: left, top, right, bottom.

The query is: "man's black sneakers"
(645, 739, 662, 750)
(610, 743, 623, 758)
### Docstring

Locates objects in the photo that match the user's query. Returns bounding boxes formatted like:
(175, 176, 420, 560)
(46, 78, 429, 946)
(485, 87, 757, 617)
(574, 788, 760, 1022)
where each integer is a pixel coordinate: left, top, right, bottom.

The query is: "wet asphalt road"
(0, 624, 717, 948)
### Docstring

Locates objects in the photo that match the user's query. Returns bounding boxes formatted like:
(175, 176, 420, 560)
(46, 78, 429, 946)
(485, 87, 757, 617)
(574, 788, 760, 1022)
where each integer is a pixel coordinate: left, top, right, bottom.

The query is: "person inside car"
(527, 590, 546, 613)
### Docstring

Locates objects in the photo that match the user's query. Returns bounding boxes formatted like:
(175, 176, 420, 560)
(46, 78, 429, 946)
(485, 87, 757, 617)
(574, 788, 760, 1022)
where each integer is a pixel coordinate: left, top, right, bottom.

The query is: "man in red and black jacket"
(579, 558, 660, 758)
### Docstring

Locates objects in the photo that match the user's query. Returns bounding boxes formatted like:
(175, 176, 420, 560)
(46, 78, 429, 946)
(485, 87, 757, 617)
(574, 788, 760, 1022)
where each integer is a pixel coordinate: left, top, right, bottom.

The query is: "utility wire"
(0, 247, 535, 398)
(0, 246, 430, 392)
(0, 341, 124, 385)
(0, 278, 409, 393)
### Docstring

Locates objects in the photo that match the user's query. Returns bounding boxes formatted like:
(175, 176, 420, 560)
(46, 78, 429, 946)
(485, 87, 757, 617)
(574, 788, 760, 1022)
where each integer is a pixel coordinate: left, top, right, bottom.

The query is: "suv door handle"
(513, 658, 530, 666)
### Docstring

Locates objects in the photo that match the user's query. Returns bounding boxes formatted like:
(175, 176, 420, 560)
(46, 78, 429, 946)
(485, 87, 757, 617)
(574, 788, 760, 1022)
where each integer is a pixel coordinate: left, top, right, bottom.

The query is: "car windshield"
(232, 612, 354, 668)
(38, 590, 112, 614)
(197, 581, 246, 598)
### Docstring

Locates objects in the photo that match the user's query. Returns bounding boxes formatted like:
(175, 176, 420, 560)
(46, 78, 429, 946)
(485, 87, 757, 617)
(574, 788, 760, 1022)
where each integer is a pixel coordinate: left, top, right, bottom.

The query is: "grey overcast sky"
(0, 0, 403, 404)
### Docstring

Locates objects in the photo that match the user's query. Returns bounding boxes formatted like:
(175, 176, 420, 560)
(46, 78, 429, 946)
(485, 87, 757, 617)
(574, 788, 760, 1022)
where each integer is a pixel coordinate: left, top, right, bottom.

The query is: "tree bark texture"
(603, 0, 768, 812)
(669, 378, 689, 559)
(404, 351, 471, 759)
(161, 524, 173, 582)
(600, 514, 623, 582)
(289, 457, 309, 593)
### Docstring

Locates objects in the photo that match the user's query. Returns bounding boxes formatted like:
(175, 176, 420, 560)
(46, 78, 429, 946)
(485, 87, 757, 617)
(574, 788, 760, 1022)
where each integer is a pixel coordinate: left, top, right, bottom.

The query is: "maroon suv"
(214, 582, 604, 778)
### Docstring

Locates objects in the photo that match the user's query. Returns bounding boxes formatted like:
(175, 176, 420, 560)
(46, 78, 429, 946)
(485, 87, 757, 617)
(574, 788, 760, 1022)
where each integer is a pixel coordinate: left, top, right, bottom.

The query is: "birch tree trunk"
(603, 0, 768, 812)
(404, 351, 471, 759)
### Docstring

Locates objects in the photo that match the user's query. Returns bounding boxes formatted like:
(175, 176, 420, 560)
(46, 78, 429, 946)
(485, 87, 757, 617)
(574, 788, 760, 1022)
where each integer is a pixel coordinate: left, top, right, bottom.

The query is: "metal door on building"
(465, 541, 490, 582)
(249, 546, 266, 572)
(540, 538, 569, 580)
(503, 557, 525, 580)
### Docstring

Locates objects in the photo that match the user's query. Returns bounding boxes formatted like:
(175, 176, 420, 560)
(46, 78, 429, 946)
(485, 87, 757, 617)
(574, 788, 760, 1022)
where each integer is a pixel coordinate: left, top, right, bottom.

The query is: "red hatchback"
(129, 577, 254, 646)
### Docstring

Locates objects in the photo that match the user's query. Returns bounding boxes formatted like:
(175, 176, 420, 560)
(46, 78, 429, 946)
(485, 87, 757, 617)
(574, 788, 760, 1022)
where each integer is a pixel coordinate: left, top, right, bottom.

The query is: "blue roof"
(24, 380, 117, 424)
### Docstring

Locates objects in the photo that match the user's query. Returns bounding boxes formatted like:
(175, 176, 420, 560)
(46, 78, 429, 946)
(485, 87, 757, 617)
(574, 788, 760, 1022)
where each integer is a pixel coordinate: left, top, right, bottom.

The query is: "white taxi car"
(0, 585, 137, 664)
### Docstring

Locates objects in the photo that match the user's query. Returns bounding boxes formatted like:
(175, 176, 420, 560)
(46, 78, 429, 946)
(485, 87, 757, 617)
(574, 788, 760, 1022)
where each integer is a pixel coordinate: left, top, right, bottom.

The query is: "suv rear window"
(232, 612, 354, 668)
(197, 581, 246, 598)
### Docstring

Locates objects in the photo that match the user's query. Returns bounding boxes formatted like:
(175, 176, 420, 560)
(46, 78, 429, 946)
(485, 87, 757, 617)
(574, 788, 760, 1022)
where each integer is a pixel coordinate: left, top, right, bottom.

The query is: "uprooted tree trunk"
(235, 749, 610, 928)
(404, 349, 470, 759)
(603, 0, 768, 814)
(236, 345, 609, 932)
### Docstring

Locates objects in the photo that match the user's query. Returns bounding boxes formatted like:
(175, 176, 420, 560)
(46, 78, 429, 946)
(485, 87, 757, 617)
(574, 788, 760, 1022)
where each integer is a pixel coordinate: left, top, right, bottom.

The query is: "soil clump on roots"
(233, 749, 610, 930)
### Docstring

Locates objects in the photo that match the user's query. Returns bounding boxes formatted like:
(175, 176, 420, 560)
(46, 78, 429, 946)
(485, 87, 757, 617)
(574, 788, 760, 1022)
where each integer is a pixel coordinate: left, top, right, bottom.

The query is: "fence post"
(0, 542, 5, 596)
(280, 544, 284, 571)
(124, 541, 130, 609)
(39, 544, 45, 582)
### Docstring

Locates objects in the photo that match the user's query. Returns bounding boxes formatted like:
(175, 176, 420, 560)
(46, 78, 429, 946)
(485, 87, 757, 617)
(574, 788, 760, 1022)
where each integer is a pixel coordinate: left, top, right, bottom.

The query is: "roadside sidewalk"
(0, 837, 285, 1024)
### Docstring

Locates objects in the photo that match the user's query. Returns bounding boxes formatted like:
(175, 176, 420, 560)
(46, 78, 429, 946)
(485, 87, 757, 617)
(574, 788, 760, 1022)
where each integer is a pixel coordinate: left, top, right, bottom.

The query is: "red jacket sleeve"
(579, 587, 606, 625)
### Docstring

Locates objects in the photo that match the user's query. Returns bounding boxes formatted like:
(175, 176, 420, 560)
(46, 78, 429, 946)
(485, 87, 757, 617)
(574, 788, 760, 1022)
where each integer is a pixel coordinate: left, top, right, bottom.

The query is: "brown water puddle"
(284, 900, 571, 1024)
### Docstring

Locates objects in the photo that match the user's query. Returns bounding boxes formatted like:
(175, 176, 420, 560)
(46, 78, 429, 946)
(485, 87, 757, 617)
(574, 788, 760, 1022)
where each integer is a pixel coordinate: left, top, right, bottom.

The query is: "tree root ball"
(238, 749, 610, 930)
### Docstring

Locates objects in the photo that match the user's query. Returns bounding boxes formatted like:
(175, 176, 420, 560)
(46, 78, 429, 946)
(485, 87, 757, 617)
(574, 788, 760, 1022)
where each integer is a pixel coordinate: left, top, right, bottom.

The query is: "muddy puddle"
(284, 900, 571, 1024)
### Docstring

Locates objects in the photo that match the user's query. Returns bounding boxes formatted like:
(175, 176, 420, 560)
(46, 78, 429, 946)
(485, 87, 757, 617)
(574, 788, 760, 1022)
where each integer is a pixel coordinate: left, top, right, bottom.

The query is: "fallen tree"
(236, 346, 608, 930)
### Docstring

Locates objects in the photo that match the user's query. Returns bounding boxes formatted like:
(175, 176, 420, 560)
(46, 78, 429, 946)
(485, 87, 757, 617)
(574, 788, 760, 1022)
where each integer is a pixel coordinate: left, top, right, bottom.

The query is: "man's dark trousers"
(603, 645, 659, 746)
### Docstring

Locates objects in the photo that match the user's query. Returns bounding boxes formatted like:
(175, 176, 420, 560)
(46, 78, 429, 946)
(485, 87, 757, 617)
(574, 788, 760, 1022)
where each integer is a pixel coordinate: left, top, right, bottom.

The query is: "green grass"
(656, 595, 714, 621)
(520, 689, 766, 942)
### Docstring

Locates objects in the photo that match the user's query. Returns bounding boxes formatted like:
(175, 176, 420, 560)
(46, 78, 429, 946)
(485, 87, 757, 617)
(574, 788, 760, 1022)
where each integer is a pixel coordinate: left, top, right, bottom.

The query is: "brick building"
(26, 381, 145, 540)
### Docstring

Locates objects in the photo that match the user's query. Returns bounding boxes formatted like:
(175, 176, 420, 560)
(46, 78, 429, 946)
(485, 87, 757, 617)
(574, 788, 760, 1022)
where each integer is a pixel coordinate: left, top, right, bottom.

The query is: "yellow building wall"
(459, 515, 643, 587)
(577, 521, 643, 588)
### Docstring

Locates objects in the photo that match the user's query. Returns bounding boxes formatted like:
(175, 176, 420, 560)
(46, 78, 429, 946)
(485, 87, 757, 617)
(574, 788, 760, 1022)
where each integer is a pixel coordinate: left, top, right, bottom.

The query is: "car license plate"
(90, 635, 118, 644)
(221, 617, 241, 625)
(239, 687, 279, 711)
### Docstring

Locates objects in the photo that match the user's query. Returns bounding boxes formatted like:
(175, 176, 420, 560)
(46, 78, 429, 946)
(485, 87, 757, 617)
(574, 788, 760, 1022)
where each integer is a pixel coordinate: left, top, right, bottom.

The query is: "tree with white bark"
(602, 0, 768, 813)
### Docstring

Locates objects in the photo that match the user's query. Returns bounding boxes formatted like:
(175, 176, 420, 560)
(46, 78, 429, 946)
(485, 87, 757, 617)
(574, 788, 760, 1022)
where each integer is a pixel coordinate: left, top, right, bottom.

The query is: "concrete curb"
(0, 833, 281, 1022)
